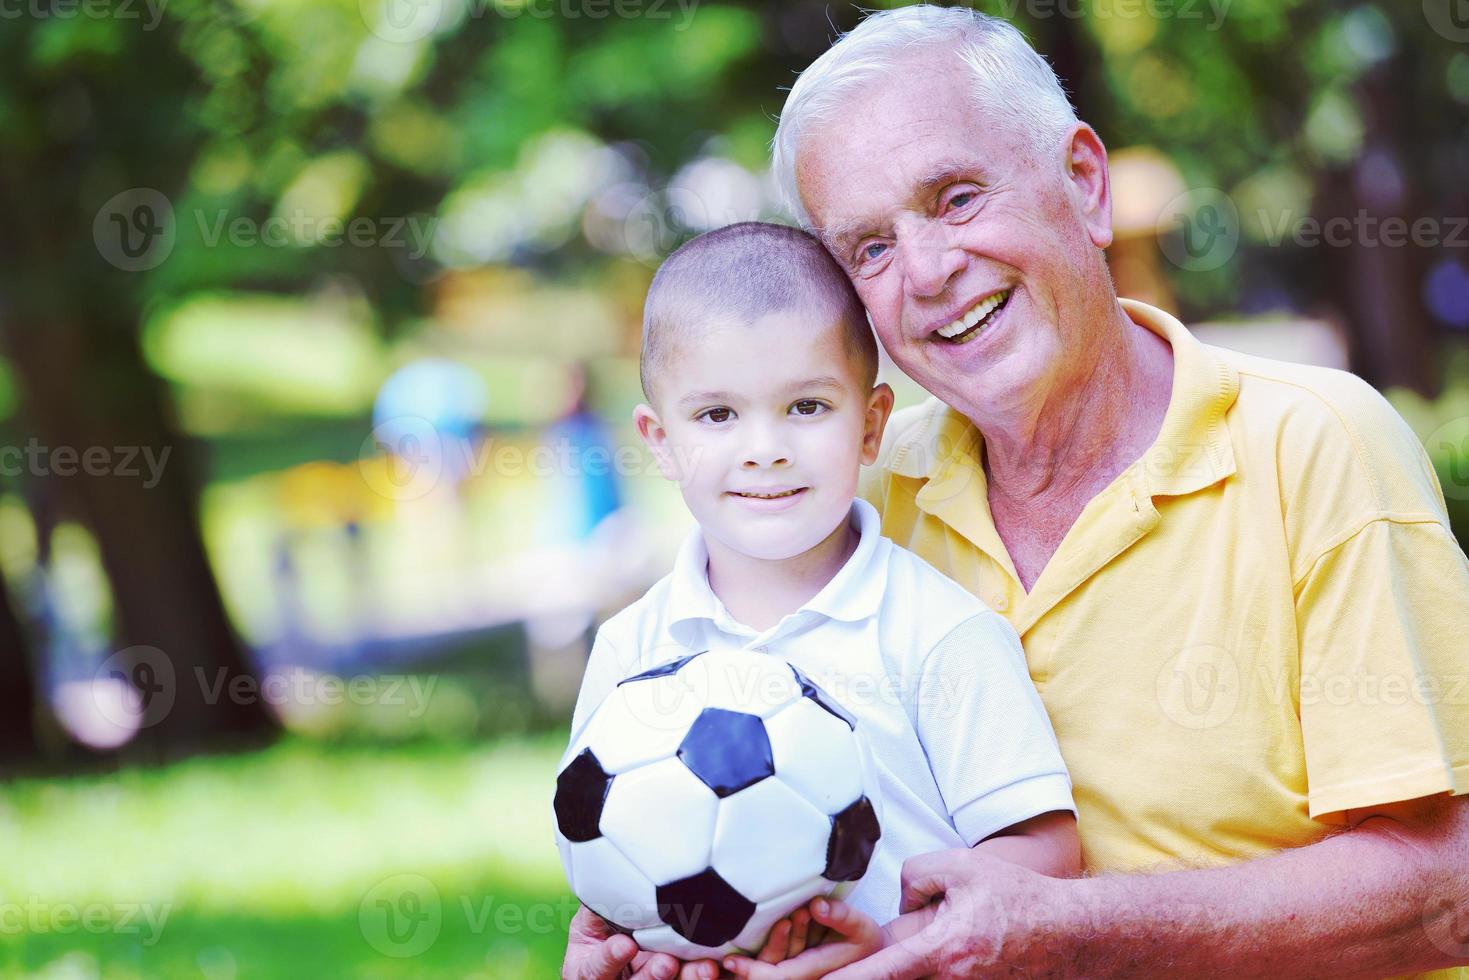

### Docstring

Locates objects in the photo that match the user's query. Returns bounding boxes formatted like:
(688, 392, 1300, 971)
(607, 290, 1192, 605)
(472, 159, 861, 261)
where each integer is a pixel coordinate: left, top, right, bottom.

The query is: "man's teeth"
(736, 489, 802, 498)
(935, 290, 1010, 341)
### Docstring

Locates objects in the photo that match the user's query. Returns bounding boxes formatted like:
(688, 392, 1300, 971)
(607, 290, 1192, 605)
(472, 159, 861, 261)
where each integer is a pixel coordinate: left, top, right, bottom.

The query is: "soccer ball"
(553, 646, 883, 959)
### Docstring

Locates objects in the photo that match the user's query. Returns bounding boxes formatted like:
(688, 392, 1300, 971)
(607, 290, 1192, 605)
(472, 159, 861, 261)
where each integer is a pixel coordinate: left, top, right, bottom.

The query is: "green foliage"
(0, 736, 573, 978)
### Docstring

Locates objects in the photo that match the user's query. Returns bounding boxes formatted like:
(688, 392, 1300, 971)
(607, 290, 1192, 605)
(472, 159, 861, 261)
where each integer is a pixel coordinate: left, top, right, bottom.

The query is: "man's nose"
(901, 223, 966, 299)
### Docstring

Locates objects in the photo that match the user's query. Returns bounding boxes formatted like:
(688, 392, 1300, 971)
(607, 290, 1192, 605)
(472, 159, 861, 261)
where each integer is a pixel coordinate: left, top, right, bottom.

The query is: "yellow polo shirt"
(861, 300, 1469, 942)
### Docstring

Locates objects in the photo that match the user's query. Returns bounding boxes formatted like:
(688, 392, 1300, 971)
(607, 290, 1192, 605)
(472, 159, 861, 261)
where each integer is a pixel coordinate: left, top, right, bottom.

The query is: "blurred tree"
(0, 9, 277, 756)
(0, 583, 40, 764)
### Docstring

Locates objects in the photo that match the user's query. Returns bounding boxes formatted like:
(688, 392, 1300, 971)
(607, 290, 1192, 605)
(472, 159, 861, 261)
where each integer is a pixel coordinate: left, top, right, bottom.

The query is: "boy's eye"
(697, 407, 733, 424)
(791, 400, 827, 416)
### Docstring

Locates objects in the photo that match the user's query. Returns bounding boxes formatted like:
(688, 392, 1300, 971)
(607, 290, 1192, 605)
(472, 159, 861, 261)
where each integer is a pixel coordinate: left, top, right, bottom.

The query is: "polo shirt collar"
(665, 497, 889, 647)
(1122, 299, 1240, 497)
(885, 299, 1239, 500)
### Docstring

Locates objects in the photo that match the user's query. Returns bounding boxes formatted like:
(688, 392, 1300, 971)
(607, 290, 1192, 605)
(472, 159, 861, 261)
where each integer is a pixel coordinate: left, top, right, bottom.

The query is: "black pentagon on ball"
(618, 651, 704, 686)
(554, 748, 613, 843)
(676, 708, 774, 798)
(656, 868, 757, 948)
(788, 663, 857, 731)
(824, 796, 881, 881)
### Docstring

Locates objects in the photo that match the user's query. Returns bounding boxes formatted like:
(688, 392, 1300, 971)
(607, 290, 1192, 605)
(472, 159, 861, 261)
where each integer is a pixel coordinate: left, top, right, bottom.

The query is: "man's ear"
(633, 403, 679, 482)
(1062, 123, 1113, 250)
(860, 383, 896, 466)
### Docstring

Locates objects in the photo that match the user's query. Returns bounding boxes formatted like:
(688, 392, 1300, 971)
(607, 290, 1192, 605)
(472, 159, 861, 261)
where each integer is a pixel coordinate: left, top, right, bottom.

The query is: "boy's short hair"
(639, 222, 878, 405)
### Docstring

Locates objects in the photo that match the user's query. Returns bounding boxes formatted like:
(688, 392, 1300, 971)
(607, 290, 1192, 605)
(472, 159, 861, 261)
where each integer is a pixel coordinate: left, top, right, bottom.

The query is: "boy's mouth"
(730, 487, 806, 499)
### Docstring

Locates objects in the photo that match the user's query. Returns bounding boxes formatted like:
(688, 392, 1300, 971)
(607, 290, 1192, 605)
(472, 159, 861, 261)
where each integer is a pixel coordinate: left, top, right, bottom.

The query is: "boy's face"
(635, 309, 894, 563)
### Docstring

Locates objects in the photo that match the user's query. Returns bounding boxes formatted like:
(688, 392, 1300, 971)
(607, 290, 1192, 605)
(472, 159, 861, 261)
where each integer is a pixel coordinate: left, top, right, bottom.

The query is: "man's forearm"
(1056, 803, 1469, 978)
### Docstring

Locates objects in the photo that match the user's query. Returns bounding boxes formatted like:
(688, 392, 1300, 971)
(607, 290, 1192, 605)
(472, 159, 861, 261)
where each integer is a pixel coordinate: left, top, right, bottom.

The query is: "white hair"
(771, 5, 1079, 229)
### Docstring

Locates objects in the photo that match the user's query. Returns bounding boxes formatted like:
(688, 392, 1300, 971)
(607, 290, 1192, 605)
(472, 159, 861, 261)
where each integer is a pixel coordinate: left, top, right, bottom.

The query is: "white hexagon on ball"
(711, 778, 830, 904)
(582, 677, 702, 773)
(680, 648, 800, 719)
(566, 836, 661, 931)
(600, 755, 719, 886)
(766, 696, 864, 815)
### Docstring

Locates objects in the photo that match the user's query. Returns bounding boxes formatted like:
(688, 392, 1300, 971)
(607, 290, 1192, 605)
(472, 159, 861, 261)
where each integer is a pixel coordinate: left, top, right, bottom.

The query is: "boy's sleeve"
(569, 625, 636, 738)
(917, 612, 1075, 846)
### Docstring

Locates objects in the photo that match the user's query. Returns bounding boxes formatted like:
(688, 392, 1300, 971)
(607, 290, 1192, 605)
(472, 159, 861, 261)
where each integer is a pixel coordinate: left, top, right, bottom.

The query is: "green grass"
(0, 735, 575, 978)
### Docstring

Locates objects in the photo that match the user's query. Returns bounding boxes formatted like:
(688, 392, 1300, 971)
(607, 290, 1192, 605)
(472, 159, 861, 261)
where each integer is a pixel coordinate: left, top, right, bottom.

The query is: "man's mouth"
(731, 487, 806, 499)
(932, 289, 1011, 345)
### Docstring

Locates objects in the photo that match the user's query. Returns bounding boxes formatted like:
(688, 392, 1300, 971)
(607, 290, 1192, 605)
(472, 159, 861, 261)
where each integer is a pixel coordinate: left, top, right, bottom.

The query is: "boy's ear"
(633, 403, 679, 482)
(860, 383, 895, 466)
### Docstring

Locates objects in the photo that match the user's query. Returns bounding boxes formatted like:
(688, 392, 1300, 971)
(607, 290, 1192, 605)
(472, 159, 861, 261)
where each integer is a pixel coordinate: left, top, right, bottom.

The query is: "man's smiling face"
(794, 54, 1115, 424)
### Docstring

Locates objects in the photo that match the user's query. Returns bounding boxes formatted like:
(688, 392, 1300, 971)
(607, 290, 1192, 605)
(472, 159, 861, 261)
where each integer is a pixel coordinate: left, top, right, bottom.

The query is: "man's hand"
(828, 794, 1469, 980)
(562, 904, 721, 980)
(825, 848, 1062, 980)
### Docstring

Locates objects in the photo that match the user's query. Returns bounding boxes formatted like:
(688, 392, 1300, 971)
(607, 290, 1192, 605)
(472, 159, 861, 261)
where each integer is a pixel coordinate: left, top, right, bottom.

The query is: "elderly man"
(563, 6, 1469, 979)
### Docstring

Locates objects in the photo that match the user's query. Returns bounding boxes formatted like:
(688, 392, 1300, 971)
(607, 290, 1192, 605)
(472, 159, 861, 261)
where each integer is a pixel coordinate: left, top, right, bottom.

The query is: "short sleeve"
(569, 626, 636, 739)
(917, 613, 1075, 845)
(1296, 516, 1469, 822)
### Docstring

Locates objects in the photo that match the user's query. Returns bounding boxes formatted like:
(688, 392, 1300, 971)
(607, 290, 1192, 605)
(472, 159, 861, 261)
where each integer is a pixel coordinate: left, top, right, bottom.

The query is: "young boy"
(564, 222, 1078, 980)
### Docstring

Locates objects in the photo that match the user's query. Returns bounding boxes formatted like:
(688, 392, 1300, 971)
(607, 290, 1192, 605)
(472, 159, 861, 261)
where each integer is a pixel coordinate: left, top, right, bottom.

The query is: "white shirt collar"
(665, 497, 890, 647)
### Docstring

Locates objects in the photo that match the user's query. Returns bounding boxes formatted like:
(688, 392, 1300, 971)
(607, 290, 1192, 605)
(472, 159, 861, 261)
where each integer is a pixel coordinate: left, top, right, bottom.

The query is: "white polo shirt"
(569, 497, 1075, 921)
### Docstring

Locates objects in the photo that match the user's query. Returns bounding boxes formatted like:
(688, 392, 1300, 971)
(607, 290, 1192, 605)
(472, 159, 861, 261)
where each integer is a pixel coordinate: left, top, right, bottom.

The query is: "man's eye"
(791, 400, 827, 416)
(698, 407, 733, 423)
(861, 242, 887, 261)
(947, 191, 976, 211)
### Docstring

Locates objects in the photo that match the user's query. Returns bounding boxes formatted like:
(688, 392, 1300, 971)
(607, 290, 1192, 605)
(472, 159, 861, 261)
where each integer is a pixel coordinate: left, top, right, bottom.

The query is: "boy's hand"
(720, 898, 881, 979)
(562, 904, 720, 980)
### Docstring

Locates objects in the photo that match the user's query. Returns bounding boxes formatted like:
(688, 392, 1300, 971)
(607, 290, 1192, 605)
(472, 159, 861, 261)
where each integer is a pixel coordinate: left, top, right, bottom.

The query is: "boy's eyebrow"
(788, 375, 846, 392)
(675, 376, 847, 408)
(678, 389, 735, 408)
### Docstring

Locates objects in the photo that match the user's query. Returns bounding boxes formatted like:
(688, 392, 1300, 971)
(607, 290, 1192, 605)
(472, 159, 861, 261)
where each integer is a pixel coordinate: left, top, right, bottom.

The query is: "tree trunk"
(0, 571, 40, 765)
(2, 315, 279, 761)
